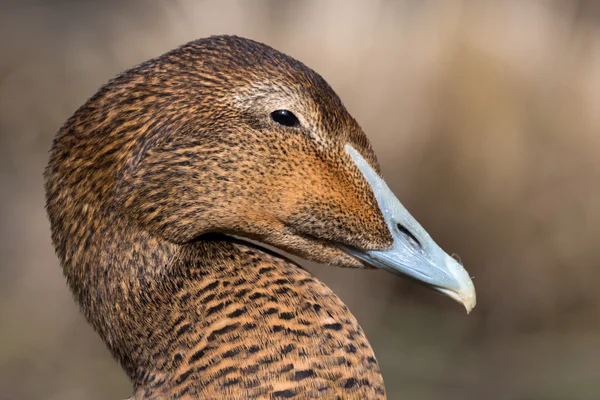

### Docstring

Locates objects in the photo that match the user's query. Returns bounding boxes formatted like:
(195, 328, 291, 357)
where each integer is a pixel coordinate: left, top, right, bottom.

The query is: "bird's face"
(122, 37, 475, 312)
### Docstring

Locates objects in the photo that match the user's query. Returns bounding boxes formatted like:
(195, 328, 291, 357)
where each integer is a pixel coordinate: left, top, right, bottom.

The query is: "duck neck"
(53, 200, 281, 384)
(53, 200, 386, 398)
(55, 200, 179, 380)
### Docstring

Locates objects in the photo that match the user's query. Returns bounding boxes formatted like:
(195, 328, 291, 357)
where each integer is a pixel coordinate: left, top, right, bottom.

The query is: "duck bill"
(343, 145, 476, 313)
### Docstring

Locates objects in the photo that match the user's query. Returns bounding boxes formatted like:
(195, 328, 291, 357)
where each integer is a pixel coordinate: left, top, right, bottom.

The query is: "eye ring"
(270, 110, 300, 127)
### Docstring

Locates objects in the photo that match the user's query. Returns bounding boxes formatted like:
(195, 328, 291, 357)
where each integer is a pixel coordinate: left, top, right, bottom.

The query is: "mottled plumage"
(45, 35, 475, 399)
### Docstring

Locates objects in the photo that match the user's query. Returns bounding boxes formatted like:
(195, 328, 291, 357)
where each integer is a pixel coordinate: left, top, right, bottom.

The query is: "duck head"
(97, 36, 475, 312)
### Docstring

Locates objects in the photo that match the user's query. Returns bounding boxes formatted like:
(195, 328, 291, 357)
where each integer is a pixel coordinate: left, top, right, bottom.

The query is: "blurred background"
(1, 0, 599, 399)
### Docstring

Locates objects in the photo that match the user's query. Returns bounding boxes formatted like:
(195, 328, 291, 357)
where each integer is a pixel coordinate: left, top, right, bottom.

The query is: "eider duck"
(45, 35, 475, 399)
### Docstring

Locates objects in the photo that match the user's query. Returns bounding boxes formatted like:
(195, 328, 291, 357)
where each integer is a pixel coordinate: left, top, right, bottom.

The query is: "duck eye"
(270, 110, 299, 127)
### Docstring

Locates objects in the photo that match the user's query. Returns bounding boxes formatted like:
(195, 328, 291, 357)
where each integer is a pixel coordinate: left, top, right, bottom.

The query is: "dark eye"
(270, 110, 299, 127)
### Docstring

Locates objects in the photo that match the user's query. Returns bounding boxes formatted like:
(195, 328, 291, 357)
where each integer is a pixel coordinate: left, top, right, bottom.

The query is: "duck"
(44, 35, 475, 399)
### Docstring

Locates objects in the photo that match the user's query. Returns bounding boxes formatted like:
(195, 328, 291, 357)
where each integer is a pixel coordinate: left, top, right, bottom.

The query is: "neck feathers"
(47, 199, 386, 398)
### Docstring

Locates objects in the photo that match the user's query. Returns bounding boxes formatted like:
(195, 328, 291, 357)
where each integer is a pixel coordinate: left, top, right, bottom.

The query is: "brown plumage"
(45, 35, 475, 399)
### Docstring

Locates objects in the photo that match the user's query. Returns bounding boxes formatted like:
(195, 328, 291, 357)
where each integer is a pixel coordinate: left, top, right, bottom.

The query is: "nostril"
(396, 223, 422, 249)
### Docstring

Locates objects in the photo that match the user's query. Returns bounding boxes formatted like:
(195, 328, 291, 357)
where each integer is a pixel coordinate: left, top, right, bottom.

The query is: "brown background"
(1, 1, 599, 399)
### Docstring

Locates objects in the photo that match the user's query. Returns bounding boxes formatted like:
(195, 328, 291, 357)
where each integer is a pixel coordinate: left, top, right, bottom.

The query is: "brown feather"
(45, 35, 393, 399)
